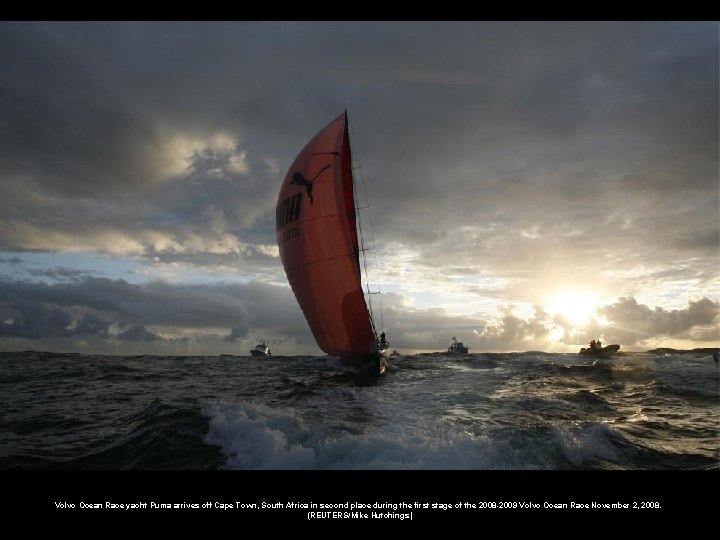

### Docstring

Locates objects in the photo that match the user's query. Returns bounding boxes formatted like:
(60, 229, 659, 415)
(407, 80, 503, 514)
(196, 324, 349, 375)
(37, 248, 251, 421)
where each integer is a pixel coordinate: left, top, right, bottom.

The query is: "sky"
(0, 21, 717, 356)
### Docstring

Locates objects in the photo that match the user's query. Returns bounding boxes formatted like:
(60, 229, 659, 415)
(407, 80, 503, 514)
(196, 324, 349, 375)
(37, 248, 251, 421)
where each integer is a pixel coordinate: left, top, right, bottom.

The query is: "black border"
(2, 469, 714, 525)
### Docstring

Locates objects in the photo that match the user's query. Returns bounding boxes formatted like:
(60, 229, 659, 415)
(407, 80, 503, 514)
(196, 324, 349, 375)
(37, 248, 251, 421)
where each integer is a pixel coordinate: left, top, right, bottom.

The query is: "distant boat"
(448, 337, 469, 354)
(275, 112, 390, 375)
(579, 343, 620, 359)
(250, 342, 271, 357)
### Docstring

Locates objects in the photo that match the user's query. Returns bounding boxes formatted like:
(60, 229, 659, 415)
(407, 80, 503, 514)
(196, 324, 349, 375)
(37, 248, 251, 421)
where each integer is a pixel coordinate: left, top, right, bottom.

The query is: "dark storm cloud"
(0, 23, 286, 258)
(27, 266, 101, 282)
(0, 22, 716, 352)
(0, 273, 716, 352)
(2, 22, 715, 260)
(357, 22, 718, 295)
(0, 275, 311, 349)
(74, 312, 111, 338)
(118, 324, 160, 342)
(0, 300, 108, 340)
(224, 324, 249, 342)
(0, 95, 164, 198)
(0, 301, 72, 339)
(0, 277, 257, 328)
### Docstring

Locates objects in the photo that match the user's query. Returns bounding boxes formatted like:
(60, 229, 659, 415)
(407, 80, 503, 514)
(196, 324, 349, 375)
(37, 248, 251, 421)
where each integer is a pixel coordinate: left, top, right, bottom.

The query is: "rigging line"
(353, 147, 376, 331)
(349, 123, 383, 332)
(348, 115, 384, 332)
(354, 168, 375, 327)
(356, 219, 377, 333)
(350, 159, 378, 334)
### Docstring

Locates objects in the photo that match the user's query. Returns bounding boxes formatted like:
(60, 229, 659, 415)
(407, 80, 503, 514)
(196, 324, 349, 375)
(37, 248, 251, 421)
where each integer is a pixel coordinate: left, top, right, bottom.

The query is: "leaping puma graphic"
(289, 163, 332, 205)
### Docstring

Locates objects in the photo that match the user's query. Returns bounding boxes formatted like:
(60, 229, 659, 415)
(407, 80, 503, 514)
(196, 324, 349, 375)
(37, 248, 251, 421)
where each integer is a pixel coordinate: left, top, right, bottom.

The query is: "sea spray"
(2, 351, 717, 470)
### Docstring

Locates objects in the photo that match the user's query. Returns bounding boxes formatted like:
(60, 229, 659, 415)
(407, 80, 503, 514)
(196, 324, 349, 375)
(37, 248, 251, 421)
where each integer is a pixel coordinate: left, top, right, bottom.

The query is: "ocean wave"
(203, 402, 644, 470)
(1, 351, 717, 470)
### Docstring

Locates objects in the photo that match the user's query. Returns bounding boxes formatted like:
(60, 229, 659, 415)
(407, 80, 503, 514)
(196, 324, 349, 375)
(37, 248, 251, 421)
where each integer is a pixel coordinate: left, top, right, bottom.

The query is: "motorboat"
(448, 337, 469, 354)
(579, 343, 620, 358)
(250, 342, 271, 357)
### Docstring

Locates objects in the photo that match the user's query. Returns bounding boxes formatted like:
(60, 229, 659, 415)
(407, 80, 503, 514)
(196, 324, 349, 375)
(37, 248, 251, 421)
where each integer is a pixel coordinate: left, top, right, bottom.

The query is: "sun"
(549, 292, 598, 327)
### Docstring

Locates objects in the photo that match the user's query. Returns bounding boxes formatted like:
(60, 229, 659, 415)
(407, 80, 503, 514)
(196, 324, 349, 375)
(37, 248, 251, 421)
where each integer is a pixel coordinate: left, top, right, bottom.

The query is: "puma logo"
(289, 163, 332, 205)
(290, 172, 315, 204)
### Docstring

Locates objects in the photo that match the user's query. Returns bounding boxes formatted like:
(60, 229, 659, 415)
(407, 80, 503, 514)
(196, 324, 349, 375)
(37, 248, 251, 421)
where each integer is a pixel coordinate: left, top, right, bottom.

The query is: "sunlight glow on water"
(1, 351, 717, 469)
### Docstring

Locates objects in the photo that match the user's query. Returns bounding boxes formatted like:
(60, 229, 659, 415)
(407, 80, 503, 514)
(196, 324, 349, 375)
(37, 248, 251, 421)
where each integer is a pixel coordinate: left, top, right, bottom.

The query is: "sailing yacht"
(276, 112, 390, 375)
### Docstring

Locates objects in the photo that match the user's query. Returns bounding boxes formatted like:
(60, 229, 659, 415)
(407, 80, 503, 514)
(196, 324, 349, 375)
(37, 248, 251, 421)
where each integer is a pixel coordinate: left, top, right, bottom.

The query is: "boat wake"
(203, 400, 639, 470)
(2, 351, 716, 470)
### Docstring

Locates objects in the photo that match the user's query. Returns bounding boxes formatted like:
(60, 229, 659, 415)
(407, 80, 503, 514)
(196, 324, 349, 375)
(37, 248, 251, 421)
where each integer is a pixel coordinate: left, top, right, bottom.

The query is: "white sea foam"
(2, 351, 715, 469)
(204, 402, 316, 469)
(202, 401, 600, 470)
(196, 351, 718, 470)
(553, 423, 620, 466)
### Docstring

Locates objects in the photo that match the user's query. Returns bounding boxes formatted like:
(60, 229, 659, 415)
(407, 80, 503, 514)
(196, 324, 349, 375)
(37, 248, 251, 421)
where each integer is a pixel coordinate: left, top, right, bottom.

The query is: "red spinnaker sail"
(276, 112, 377, 357)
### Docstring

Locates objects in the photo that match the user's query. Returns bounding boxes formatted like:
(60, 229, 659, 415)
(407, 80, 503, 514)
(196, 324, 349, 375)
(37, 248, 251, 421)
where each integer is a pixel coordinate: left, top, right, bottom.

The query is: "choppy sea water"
(1, 350, 717, 471)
